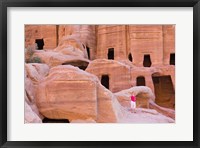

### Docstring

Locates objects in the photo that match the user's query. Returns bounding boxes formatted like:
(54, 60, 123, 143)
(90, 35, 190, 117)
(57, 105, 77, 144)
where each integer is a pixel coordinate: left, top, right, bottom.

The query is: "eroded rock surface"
(25, 25, 175, 123)
(25, 63, 49, 123)
(35, 65, 122, 123)
(114, 86, 155, 108)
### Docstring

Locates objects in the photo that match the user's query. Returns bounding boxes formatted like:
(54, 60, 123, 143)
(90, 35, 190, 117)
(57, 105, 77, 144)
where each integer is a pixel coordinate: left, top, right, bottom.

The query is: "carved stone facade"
(96, 25, 175, 66)
(25, 25, 58, 49)
(25, 25, 175, 110)
(25, 25, 175, 65)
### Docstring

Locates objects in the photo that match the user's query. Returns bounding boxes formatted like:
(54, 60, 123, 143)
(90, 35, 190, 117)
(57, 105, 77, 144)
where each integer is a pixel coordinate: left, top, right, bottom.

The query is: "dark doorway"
(62, 61, 89, 71)
(136, 76, 145, 86)
(35, 39, 44, 50)
(56, 25, 59, 46)
(101, 75, 109, 89)
(170, 53, 175, 65)
(128, 53, 133, 62)
(42, 117, 70, 123)
(86, 46, 90, 59)
(143, 54, 151, 67)
(108, 48, 114, 60)
(152, 75, 175, 109)
(77, 66, 88, 70)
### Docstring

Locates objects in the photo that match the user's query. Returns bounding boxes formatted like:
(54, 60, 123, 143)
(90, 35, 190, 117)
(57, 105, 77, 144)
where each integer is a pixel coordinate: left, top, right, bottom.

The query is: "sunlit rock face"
(35, 65, 122, 123)
(25, 25, 175, 123)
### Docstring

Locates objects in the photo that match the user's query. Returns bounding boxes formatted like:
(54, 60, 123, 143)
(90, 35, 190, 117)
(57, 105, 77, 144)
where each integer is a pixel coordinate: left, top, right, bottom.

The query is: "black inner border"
(0, 0, 199, 147)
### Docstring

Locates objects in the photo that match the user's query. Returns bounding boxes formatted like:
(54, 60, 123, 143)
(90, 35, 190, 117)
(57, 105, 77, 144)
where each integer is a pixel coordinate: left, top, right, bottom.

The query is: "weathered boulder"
(114, 86, 175, 121)
(25, 76, 36, 103)
(59, 35, 85, 50)
(25, 63, 49, 84)
(54, 45, 85, 57)
(96, 83, 122, 122)
(25, 99, 42, 123)
(25, 64, 42, 84)
(114, 86, 155, 108)
(33, 50, 90, 68)
(35, 65, 121, 122)
(30, 63, 50, 78)
(25, 63, 49, 122)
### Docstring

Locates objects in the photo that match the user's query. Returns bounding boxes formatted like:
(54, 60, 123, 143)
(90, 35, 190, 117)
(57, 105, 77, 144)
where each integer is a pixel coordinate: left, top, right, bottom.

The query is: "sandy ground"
(118, 107, 175, 123)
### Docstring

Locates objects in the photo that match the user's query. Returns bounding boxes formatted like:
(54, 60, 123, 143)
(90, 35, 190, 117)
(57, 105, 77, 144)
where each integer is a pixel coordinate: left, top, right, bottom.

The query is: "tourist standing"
(130, 93, 136, 113)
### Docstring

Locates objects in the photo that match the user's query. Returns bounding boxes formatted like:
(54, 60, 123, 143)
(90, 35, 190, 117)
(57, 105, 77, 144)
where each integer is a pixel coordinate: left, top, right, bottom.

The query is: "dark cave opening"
(170, 53, 175, 65)
(42, 117, 70, 123)
(152, 75, 175, 109)
(143, 54, 151, 67)
(62, 61, 89, 70)
(86, 46, 90, 60)
(136, 76, 146, 86)
(128, 53, 133, 62)
(108, 48, 114, 60)
(35, 39, 44, 50)
(101, 75, 109, 89)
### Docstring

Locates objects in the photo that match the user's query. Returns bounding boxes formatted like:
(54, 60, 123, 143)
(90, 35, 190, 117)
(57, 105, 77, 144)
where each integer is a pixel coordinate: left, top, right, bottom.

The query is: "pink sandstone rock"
(25, 25, 175, 66)
(33, 50, 90, 68)
(35, 65, 121, 122)
(25, 63, 49, 122)
(149, 100, 175, 120)
(87, 59, 175, 109)
(86, 59, 132, 93)
(113, 86, 175, 120)
(25, 25, 175, 123)
(25, 100, 42, 123)
(54, 45, 85, 57)
(25, 63, 49, 103)
(25, 25, 57, 49)
(96, 82, 123, 122)
(25, 64, 42, 84)
(31, 63, 50, 77)
(70, 119, 96, 123)
(118, 106, 174, 123)
(114, 86, 155, 108)
(25, 77, 36, 103)
(57, 25, 96, 60)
